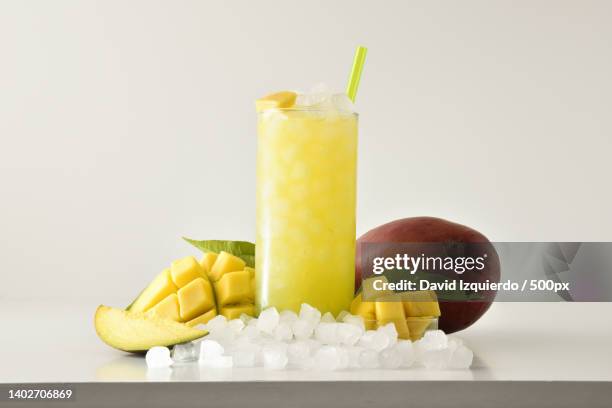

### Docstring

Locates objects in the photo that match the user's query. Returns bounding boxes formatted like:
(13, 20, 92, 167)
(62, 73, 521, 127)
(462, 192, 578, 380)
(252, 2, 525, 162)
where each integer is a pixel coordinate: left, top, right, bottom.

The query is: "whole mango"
(355, 217, 500, 334)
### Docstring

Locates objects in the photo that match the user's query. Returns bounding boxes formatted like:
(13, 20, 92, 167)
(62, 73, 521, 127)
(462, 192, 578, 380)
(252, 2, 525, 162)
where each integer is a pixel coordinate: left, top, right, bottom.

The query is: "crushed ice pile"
(146, 304, 473, 371)
(294, 83, 355, 113)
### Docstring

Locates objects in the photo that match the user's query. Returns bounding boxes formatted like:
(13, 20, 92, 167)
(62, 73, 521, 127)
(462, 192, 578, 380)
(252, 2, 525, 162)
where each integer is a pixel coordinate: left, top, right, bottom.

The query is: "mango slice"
(95, 305, 205, 352)
(255, 91, 297, 112)
(98, 251, 259, 353)
(209, 251, 247, 282)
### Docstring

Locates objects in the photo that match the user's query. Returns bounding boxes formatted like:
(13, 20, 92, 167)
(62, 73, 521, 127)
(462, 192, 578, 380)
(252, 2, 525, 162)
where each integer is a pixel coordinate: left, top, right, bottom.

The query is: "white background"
(1, 0, 611, 303)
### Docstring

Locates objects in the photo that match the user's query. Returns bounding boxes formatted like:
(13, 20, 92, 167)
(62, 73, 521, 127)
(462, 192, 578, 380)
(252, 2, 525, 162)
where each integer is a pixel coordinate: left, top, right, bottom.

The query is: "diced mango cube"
(220, 304, 255, 320)
(146, 293, 180, 321)
(375, 294, 410, 339)
(129, 268, 178, 313)
(402, 290, 441, 317)
(199, 252, 218, 274)
(177, 278, 215, 321)
(209, 251, 246, 282)
(214, 270, 254, 307)
(185, 309, 217, 327)
(170, 256, 207, 288)
(245, 266, 255, 278)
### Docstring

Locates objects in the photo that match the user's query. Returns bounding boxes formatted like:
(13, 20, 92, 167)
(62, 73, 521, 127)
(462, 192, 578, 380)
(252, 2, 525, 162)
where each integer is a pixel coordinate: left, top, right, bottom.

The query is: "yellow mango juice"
(256, 108, 357, 315)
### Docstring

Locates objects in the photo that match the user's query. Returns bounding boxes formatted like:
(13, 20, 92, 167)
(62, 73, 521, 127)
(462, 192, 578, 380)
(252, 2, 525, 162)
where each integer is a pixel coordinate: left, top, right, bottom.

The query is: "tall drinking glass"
(256, 107, 357, 315)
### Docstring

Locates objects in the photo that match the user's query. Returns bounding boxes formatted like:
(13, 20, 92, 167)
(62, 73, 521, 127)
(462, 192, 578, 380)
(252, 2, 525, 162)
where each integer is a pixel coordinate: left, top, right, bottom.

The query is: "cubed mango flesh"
(214, 270, 254, 307)
(208, 251, 246, 282)
(199, 252, 218, 274)
(128, 253, 256, 327)
(171, 256, 207, 288)
(177, 278, 215, 321)
(129, 261, 215, 324)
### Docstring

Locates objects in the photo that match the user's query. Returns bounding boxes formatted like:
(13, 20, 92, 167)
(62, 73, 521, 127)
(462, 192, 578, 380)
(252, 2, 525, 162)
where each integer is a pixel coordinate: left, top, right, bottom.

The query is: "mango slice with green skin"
(95, 305, 206, 352)
(98, 252, 257, 353)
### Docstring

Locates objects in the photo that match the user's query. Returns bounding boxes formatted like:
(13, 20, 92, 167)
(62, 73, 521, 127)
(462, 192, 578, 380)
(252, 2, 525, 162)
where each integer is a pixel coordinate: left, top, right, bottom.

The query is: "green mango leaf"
(183, 238, 255, 267)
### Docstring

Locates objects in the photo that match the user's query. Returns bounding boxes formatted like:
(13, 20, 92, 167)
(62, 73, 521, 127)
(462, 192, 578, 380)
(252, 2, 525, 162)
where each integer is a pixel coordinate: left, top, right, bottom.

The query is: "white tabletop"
(1, 299, 611, 384)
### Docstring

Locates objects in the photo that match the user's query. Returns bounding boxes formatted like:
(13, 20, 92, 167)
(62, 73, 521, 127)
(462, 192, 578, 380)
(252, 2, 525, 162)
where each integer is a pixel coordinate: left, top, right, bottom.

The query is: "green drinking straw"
(346, 45, 368, 103)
